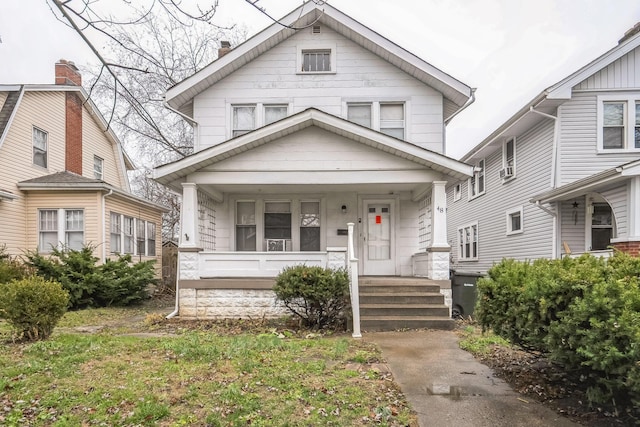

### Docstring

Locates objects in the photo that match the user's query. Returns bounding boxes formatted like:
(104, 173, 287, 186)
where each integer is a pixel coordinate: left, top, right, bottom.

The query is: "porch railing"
(347, 222, 362, 338)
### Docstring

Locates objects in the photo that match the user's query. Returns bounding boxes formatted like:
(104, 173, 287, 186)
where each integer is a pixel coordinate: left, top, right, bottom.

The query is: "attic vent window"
(312, 25, 321, 34)
(302, 49, 331, 72)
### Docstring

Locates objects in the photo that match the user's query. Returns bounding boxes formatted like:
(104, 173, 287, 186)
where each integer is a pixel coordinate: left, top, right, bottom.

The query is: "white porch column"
(629, 176, 640, 239)
(180, 183, 199, 248)
(428, 181, 450, 280)
(431, 181, 449, 248)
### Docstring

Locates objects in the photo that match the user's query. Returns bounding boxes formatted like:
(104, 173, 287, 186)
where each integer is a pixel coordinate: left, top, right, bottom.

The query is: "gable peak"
(619, 22, 640, 44)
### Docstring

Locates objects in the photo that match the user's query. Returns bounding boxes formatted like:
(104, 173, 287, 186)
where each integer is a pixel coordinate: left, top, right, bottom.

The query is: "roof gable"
(165, 3, 471, 118)
(154, 108, 473, 189)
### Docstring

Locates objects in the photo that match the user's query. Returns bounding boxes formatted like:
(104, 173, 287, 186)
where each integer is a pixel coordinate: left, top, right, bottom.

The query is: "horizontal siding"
(0, 91, 66, 255)
(194, 25, 443, 152)
(82, 108, 126, 189)
(559, 197, 586, 254)
(24, 191, 101, 255)
(575, 47, 640, 90)
(558, 93, 640, 185)
(0, 92, 7, 110)
(448, 119, 555, 273)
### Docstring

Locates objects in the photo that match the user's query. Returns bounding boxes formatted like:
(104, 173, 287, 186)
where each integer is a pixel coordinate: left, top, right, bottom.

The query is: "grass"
(457, 324, 511, 356)
(0, 304, 417, 426)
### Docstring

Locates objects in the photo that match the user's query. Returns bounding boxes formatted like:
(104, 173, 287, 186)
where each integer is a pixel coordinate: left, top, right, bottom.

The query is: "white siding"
(448, 119, 555, 273)
(559, 197, 586, 254)
(193, 25, 444, 153)
(602, 183, 629, 238)
(558, 93, 640, 185)
(575, 46, 640, 90)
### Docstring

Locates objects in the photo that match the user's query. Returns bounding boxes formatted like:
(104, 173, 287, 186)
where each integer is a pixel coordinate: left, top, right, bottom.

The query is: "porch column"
(180, 183, 199, 248)
(428, 181, 450, 280)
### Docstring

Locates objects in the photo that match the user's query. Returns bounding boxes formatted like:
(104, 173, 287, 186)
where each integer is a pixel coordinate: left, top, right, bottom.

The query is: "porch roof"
(530, 158, 640, 204)
(153, 108, 474, 191)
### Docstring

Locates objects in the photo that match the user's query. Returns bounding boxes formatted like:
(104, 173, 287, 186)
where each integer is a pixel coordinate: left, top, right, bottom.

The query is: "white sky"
(1, 0, 639, 159)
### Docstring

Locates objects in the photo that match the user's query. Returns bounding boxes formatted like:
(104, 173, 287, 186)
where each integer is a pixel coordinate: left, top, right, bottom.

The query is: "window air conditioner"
(266, 239, 291, 252)
(499, 166, 514, 179)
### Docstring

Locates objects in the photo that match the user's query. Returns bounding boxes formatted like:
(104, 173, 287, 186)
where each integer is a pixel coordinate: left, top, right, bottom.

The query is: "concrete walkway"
(365, 330, 580, 427)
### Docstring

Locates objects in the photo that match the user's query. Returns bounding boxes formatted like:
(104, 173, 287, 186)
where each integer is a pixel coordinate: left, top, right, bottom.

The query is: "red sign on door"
(376, 215, 382, 224)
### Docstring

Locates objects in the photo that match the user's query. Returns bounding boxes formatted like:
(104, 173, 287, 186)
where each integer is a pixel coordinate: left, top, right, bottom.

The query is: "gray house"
(447, 23, 640, 274)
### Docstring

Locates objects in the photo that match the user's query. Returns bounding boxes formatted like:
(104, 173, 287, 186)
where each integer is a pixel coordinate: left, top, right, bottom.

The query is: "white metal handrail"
(347, 222, 361, 338)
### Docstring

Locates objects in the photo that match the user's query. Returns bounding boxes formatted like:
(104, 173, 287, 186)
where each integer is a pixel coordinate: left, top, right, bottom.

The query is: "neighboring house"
(153, 3, 474, 320)
(447, 23, 640, 275)
(0, 60, 165, 272)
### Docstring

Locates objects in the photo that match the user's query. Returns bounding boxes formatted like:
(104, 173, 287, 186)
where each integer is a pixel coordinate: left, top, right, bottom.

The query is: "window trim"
(506, 206, 524, 236)
(501, 137, 516, 181)
(38, 208, 85, 253)
(457, 221, 479, 261)
(296, 43, 336, 74)
(345, 101, 407, 140)
(32, 127, 48, 169)
(597, 95, 640, 152)
(453, 184, 462, 201)
(94, 155, 104, 180)
(468, 159, 486, 200)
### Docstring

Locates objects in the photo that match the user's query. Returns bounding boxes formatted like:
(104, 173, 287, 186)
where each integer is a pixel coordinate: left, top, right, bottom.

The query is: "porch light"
(341, 205, 347, 214)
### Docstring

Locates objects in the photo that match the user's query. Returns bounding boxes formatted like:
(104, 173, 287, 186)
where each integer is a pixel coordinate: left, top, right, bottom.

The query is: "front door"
(363, 202, 395, 275)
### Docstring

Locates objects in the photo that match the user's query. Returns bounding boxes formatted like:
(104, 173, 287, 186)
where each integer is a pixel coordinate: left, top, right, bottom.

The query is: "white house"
(447, 23, 640, 277)
(154, 3, 474, 325)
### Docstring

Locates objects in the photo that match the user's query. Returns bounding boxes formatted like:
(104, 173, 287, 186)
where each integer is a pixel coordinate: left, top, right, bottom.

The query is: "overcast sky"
(1, 0, 639, 159)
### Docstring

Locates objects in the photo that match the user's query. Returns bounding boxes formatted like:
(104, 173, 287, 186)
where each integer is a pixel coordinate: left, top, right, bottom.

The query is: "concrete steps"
(359, 277, 453, 331)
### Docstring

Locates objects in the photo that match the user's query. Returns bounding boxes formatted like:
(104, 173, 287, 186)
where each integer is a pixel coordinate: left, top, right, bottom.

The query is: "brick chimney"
(218, 41, 231, 58)
(55, 60, 83, 175)
(55, 59, 82, 86)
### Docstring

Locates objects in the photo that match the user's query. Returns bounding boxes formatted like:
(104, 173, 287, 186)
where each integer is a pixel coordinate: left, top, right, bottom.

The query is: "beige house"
(0, 60, 165, 270)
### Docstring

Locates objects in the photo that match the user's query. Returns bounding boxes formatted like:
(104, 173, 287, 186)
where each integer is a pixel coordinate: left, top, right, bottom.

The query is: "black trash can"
(451, 272, 483, 318)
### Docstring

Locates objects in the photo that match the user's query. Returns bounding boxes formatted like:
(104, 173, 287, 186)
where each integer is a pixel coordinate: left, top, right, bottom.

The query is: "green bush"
(0, 245, 31, 283)
(25, 246, 155, 309)
(477, 252, 640, 407)
(0, 276, 69, 341)
(274, 265, 350, 329)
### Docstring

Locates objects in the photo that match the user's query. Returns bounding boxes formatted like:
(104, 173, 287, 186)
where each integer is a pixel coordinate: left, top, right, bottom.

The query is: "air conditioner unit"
(499, 166, 514, 179)
(266, 239, 291, 252)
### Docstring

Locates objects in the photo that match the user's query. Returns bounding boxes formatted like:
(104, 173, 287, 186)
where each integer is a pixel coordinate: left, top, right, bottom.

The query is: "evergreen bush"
(0, 276, 69, 341)
(476, 252, 640, 407)
(273, 265, 350, 329)
(0, 245, 31, 283)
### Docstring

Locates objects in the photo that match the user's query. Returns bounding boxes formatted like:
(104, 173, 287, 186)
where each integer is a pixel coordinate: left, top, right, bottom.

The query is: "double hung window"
(458, 222, 478, 261)
(598, 96, 640, 151)
(346, 102, 405, 139)
(94, 156, 104, 180)
(38, 209, 84, 252)
(33, 127, 48, 168)
(469, 159, 485, 198)
(506, 206, 523, 235)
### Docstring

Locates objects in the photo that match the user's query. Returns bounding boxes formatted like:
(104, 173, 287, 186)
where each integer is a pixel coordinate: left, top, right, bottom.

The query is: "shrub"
(25, 246, 155, 309)
(0, 245, 31, 283)
(0, 276, 69, 341)
(274, 265, 350, 329)
(477, 252, 640, 407)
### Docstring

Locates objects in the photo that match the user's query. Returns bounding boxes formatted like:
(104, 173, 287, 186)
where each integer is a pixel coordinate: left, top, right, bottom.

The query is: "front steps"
(359, 277, 454, 331)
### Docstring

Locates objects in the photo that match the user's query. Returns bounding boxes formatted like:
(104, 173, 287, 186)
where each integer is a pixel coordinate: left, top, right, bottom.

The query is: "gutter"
(444, 88, 476, 125)
(163, 98, 198, 126)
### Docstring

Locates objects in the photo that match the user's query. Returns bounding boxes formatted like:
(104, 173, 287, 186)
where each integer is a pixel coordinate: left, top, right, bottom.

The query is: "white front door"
(363, 202, 395, 275)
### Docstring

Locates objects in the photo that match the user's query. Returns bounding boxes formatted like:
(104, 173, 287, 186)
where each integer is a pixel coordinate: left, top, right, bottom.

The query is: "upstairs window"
(469, 159, 485, 199)
(232, 106, 256, 137)
(453, 184, 461, 201)
(603, 102, 625, 149)
(94, 156, 104, 180)
(598, 96, 640, 151)
(33, 127, 48, 168)
(501, 137, 516, 180)
(301, 49, 331, 72)
(264, 105, 288, 125)
(347, 103, 372, 128)
(380, 103, 405, 139)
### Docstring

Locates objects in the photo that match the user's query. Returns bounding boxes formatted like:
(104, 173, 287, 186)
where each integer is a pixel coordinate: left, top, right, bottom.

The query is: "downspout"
(102, 189, 113, 263)
(166, 260, 180, 318)
(530, 200, 558, 259)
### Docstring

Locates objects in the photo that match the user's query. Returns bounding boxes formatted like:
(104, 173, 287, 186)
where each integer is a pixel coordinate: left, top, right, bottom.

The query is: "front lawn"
(0, 304, 416, 426)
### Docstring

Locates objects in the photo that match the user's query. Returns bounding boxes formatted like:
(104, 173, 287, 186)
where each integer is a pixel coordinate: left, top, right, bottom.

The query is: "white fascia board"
(530, 169, 622, 204)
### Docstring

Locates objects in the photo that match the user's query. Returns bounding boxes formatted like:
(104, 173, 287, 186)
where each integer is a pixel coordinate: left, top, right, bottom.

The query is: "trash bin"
(451, 271, 483, 318)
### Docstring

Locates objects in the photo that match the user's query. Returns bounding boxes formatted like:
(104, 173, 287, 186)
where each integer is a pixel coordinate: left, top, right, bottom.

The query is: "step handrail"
(347, 222, 362, 338)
